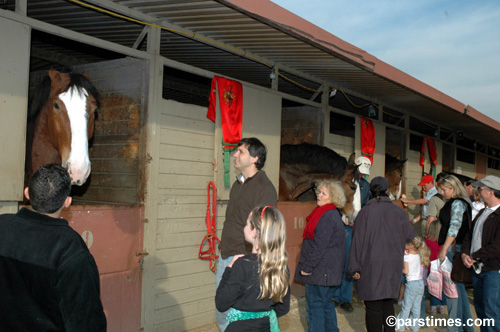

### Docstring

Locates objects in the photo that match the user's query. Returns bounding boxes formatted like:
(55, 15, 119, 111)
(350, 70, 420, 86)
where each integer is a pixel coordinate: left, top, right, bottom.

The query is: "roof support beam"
(132, 26, 150, 50)
(0, 9, 151, 61)
(31, 46, 88, 66)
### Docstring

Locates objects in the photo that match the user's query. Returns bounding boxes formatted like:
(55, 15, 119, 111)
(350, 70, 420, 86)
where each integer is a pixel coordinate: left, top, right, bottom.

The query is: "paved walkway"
(191, 288, 481, 332)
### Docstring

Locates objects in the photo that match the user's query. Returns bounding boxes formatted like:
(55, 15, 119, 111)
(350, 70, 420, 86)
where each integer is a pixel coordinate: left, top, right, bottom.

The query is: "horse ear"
(81, 72, 90, 80)
(48, 68, 62, 84)
(347, 153, 356, 164)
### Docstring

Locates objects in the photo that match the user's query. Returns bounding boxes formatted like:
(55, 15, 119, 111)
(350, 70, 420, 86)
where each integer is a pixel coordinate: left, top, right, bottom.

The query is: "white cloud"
(272, 0, 500, 122)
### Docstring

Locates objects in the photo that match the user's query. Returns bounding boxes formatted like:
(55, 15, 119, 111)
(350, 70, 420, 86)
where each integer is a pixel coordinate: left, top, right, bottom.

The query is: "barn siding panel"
(487, 167, 500, 177)
(0, 18, 30, 201)
(153, 98, 217, 330)
(455, 161, 476, 179)
(324, 133, 354, 160)
(151, 86, 280, 331)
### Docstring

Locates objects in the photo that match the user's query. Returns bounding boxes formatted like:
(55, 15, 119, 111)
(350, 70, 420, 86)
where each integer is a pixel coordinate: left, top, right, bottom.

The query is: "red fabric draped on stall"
(360, 117, 375, 164)
(207, 76, 243, 187)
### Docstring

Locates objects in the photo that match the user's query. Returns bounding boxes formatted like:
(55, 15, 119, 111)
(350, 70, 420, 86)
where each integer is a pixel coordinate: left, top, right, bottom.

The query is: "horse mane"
(280, 143, 347, 176)
(68, 72, 101, 109)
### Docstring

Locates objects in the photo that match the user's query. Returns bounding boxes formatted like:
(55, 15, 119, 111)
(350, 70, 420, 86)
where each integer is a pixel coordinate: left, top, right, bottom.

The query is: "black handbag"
(451, 251, 472, 284)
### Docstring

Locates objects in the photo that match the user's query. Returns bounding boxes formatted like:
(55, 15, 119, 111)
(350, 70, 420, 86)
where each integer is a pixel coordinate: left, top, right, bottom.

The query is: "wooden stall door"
(61, 205, 144, 332)
(277, 201, 316, 299)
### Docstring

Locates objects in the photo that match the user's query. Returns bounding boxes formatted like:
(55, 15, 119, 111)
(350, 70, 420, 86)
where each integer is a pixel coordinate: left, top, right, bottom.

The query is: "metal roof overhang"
(2, 0, 499, 146)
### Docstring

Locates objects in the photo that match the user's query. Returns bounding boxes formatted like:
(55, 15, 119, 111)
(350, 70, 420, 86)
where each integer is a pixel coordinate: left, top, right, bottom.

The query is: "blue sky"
(271, 0, 500, 123)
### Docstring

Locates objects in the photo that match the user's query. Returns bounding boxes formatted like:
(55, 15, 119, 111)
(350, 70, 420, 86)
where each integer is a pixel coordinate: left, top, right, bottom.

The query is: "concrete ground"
(191, 288, 481, 332)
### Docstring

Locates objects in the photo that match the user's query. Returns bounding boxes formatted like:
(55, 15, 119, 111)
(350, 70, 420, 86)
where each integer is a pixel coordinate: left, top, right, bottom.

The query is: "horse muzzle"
(65, 161, 91, 186)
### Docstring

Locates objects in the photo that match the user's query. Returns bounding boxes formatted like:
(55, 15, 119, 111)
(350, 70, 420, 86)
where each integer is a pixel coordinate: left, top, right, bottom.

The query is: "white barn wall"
(152, 84, 282, 331)
(153, 98, 217, 331)
(455, 161, 476, 179)
(0, 18, 30, 202)
(486, 168, 500, 177)
(324, 133, 354, 160)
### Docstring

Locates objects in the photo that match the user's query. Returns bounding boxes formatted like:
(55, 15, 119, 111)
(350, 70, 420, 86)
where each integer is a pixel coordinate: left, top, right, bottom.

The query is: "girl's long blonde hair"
(409, 236, 431, 267)
(249, 206, 289, 302)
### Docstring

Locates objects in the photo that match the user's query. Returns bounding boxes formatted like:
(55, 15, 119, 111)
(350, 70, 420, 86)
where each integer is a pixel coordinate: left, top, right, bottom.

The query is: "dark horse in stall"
(26, 68, 100, 186)
(385, 153, 407, 201)
(279, 143, 358, 218)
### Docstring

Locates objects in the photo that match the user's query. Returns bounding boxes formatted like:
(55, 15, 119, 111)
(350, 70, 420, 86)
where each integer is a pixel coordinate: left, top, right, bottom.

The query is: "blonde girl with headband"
(396, 236, 431, 331)
(215, 206, 290, 332)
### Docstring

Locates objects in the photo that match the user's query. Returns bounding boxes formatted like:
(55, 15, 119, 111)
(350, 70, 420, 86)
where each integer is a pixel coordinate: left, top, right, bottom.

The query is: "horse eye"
(53, 102, 60, 110)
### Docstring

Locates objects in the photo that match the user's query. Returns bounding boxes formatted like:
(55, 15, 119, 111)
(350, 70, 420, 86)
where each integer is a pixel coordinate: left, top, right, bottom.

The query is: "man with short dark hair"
(215, 137, 278, 331)
(462, 175, 500, 332)
(0, 164, 106, 332)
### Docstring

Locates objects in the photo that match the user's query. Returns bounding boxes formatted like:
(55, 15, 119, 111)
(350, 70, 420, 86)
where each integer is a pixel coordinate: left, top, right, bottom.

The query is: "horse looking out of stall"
(385, 153, 407, 201)
(26, 68, 100, 186)
(279, 143, 359, 219)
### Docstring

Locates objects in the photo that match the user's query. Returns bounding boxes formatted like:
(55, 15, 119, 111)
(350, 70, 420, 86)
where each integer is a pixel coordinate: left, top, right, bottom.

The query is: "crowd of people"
(1, 136, 499, 332)
(214, 137, 500, 332)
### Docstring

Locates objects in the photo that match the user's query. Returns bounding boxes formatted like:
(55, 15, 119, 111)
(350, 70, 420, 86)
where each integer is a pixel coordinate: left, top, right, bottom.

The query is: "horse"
(385, 153, 407, 201)
(279, 143, 359, 219)
(26, 68, 100, 186)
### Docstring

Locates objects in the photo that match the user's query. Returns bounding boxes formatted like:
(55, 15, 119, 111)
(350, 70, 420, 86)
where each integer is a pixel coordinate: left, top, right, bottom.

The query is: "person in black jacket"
(462, 175, 500, 332)
(436, 174, 473, 332)
(295, 179, 346, 332)
(0, 164, 106, 332)
(348, 176, 415, 332)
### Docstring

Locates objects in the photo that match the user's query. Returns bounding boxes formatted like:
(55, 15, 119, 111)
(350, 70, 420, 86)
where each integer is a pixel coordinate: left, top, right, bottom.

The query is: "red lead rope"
(198, 181, 220, 272)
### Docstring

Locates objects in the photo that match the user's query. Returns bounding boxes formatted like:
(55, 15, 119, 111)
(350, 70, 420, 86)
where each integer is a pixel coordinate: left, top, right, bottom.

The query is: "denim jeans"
(445, 245, 474, 332)
(430, 292, 447, 306)
(333, 225, 353, 304)
(396, 279, 424, 331)
(306, 283, 340, 332)
(420, 286, 428, 323)
(473, 270, 500, 332)
(215, 255, 234, 332)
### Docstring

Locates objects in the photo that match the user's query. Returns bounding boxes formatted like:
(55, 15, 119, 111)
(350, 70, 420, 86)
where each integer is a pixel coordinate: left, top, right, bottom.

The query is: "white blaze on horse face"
(58, 87, 91, 185)
(389, 180, 403, 200)
(352, 182, 361, 222)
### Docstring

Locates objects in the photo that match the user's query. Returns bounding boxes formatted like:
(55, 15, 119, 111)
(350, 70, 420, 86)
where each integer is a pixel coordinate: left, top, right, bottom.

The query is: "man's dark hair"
(238, 137, 267, 170)
(370, 185, 388, 198)
(29, 164, 71, 213)
(491, 189, 500, 199)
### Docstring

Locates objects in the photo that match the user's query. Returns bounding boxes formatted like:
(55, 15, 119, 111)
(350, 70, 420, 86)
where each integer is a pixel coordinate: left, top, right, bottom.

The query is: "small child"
(396, 236, 430, 332)
(215, 206, 291, 331)
(425, 220, 446, 315)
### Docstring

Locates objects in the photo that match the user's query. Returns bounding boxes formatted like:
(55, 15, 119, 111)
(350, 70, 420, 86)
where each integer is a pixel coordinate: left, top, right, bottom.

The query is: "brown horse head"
(385, 154, 406, 200)
(278, 144, 359, 220)
(29, 68, 99, 186)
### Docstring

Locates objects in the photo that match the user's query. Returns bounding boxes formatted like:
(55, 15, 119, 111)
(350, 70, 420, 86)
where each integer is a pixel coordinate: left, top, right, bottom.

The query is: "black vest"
(438, 197, 471, 246)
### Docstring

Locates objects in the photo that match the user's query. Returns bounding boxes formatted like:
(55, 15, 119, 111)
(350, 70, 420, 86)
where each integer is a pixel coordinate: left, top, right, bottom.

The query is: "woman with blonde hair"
(436, 174, 473, 332)
(295, 179, 346, 332)
(215, 206, 290, 331)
